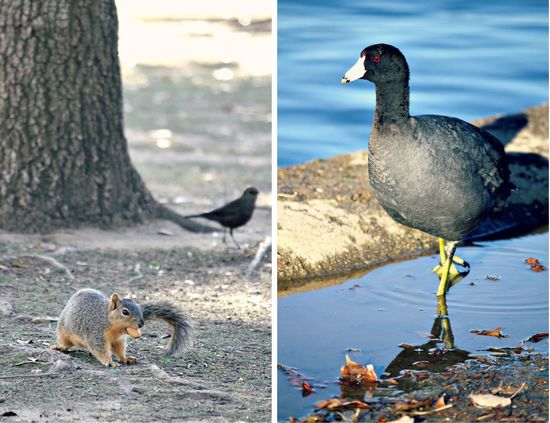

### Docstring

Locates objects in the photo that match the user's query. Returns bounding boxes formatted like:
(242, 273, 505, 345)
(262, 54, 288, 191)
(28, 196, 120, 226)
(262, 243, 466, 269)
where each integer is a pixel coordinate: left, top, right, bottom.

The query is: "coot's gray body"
(369, 114, 510, 241)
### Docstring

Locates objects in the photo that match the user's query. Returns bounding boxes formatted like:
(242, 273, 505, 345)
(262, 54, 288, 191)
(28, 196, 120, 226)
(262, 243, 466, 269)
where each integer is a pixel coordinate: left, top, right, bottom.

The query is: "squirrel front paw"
(106, 361, 120, 367)
(121, 355, 137, 365)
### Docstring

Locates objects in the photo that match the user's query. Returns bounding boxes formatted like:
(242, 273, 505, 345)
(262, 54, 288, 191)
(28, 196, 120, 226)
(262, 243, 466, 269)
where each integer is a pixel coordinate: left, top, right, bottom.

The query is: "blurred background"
(278, 0, 548, 166)
(115, 0, 272, 220)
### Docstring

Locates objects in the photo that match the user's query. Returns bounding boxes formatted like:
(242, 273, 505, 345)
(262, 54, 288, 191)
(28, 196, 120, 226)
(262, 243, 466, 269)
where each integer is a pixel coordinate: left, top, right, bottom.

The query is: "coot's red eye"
(373, 56, 381, 63)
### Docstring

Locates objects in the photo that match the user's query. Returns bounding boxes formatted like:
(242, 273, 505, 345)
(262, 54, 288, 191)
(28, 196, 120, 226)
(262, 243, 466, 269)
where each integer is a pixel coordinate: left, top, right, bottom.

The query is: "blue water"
(277, 232, 549, 420)
(278, 0, 548, 166)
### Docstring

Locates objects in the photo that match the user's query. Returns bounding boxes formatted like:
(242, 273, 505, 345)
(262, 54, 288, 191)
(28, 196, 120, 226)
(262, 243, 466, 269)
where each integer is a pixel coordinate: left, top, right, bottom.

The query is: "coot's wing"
(416, 115, 512, 203)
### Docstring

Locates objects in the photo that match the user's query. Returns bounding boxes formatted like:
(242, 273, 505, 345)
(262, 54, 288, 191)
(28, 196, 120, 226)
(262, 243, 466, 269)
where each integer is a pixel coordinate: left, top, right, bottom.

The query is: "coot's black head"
(341, 44, 409, 85)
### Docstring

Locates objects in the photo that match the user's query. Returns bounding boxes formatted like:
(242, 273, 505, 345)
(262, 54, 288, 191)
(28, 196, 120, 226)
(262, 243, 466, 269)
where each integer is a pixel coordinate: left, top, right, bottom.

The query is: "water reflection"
(384, 295, 470, 379)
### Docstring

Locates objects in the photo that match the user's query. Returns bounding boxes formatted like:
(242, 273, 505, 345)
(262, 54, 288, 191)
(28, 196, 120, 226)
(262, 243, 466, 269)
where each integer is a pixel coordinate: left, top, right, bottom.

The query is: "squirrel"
(49, 289, 192, 367)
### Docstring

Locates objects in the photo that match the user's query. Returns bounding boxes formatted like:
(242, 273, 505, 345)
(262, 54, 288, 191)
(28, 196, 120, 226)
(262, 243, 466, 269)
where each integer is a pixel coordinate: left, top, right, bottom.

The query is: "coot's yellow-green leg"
(432, 238, 469, 278)
(436, 241, 459, 296)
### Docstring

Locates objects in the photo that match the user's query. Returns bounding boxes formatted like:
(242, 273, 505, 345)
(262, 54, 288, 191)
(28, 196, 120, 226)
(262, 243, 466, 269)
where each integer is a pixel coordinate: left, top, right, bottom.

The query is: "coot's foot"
(435, 240, 467, 296)
(432, 237, 470, 279)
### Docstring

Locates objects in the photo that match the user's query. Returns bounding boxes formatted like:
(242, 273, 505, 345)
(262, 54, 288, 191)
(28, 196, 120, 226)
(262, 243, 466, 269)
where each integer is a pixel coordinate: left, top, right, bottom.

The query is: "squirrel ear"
(109, 293, 121, 311)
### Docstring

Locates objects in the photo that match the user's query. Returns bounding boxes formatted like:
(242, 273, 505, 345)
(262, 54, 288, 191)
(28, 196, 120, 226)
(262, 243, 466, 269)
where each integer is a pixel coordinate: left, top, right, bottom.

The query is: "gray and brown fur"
(49, 289, 192, 366)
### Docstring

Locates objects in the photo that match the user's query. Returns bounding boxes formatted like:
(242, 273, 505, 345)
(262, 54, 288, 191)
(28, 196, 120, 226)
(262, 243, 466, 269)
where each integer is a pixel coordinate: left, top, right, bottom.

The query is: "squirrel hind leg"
(49, 327, 80, 352)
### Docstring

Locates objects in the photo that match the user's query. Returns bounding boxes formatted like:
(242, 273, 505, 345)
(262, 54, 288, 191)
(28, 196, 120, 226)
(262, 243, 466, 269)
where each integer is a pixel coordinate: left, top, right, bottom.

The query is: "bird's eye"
(122, 309, 129, 316)
(372, 56, 381, 63)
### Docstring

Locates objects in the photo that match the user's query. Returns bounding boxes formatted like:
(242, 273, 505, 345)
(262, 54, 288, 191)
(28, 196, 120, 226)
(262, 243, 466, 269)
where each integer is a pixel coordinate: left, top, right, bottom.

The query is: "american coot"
(185, 187, 259, 249)
(341, 44, 513, 296)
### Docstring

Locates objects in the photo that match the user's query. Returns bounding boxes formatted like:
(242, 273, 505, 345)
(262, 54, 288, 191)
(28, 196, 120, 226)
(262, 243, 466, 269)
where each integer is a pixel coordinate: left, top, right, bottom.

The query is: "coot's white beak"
(341, 56, 366, 84)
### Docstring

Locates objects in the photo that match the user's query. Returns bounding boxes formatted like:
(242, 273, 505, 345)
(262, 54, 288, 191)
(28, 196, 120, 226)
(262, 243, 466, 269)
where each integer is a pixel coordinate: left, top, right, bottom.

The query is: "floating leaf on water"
(530, 264, 545, 272)
(470, 327, 509, 338)
(340, 354, 377, 383)
(526, 332, 548, 343)
(302, 381, 314, 397)
(525, 257, 540, 265)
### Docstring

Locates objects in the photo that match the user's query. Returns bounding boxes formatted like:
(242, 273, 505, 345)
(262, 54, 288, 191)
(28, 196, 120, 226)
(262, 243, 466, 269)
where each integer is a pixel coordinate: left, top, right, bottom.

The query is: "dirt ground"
(0, 240, 271, 422)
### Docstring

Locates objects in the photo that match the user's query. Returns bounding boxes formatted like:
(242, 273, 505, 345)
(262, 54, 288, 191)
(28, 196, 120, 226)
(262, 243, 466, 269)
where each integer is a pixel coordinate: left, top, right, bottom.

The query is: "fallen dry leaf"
(526, 332, 548, 343)
(525, 257, 540, 265)
(433, 395, 446, 409)
(470, 327, 509, 338)
(469, 393, 512, 408)
(315, 398, 369, 410)
(395, 397, 432, 411)
(340, 355, 377, 383)
(470, 382, 526, 409)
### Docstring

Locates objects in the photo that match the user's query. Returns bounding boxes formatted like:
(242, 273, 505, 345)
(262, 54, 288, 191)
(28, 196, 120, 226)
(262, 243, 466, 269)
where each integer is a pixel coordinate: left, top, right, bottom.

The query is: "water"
(278, 0, 548, 166)
(277, 232, 549, 420)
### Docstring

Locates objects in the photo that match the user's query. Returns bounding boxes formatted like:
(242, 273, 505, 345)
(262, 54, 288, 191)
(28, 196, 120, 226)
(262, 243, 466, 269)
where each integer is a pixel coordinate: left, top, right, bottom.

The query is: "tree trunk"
(0, 0, 207, 233)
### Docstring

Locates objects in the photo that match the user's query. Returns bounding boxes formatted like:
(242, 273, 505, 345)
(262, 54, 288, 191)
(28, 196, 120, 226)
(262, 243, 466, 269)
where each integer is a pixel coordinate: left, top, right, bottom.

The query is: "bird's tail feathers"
(184, 213, 206, 219)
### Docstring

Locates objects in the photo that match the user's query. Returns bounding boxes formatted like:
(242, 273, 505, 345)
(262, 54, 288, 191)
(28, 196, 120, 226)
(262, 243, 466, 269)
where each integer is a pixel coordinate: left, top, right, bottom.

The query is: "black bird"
(185, 187, 259, 249)
(342, 44, 513, 296)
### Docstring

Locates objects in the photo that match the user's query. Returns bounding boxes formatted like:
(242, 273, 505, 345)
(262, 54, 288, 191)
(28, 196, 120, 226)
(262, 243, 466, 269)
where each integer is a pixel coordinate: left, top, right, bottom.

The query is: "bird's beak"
(341, 56, 366, 84)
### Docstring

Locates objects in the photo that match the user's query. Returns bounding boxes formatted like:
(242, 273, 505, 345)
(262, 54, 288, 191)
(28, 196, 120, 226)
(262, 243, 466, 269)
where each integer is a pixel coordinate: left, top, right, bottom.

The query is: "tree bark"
(0, 0, 209, 233)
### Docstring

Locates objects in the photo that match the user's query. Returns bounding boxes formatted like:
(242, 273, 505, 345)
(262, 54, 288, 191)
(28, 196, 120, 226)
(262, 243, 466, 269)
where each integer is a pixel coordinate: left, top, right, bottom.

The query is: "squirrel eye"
(122, 309, 129, 316)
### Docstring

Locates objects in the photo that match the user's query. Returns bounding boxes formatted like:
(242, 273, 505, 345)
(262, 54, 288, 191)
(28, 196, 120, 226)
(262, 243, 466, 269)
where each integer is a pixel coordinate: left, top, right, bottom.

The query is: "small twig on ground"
(128, 263, 144, 282)
(22, 254, 73, 279)
(0, 373, 62, 379)
(245, 236, 271, 277)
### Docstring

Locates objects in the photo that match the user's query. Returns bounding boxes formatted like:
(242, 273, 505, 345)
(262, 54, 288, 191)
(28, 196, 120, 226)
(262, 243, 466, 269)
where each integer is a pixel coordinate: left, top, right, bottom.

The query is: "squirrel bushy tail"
(142, 301, 193, 356)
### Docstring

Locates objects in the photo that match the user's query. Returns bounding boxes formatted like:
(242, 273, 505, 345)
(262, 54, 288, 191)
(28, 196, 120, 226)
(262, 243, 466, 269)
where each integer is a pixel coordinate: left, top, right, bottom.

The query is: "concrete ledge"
(277, 104, 549, 289)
